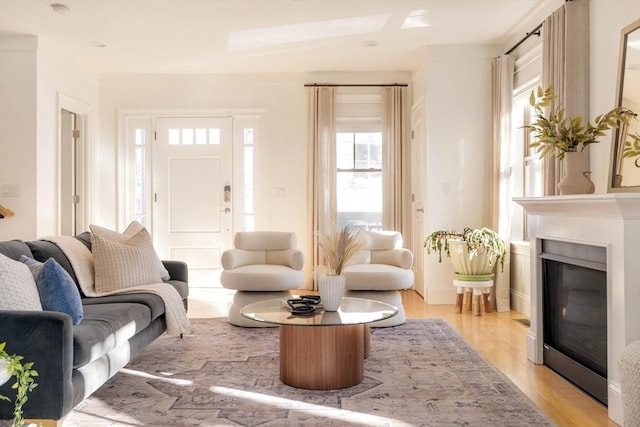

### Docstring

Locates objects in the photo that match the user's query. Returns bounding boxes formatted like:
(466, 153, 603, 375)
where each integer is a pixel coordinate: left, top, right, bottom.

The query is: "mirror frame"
(608, 18, 640, 193)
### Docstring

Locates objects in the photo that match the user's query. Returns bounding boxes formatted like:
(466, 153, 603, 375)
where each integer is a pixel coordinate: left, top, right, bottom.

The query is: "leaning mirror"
(609, 18, 640, 192)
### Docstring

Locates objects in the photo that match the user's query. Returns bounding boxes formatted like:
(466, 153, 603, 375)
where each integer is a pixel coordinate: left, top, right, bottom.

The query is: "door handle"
(224, 185, 231, 203)
(416, 208, 424, 213)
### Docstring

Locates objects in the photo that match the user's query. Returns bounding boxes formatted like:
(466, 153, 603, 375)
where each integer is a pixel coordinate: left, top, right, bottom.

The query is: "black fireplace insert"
(541, 239, 607, 405)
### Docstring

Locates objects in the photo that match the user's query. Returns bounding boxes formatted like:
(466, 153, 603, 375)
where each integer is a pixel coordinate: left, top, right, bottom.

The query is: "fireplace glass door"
(541, 239, 607, 405)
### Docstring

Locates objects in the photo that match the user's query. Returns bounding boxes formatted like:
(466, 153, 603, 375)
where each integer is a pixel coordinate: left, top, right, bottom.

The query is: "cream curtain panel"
(307, 86, 336, 290)
(491, 55, 515, 312)
(382, 86, 409, 236)
(541, 0, 590, 195)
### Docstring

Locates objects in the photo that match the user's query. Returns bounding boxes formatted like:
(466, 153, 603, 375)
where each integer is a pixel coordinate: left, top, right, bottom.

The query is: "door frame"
(117, 108, 265, 237)
(58, 93, 91, 235)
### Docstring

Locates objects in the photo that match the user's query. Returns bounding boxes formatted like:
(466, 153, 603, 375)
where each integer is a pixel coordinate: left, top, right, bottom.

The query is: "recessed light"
(50, 3, 71, 14)
(363, 40, 379, 48)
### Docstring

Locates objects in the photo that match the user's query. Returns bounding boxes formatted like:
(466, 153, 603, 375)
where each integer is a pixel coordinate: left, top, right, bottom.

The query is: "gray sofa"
(0, 232, 189, 425)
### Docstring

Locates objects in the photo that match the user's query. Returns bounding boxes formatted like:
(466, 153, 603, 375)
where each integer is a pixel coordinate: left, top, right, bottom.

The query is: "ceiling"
(0, 0, 552, 74)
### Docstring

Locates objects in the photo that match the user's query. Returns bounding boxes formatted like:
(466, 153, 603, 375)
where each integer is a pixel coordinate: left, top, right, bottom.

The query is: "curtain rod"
(304, 83, 408, 87)
(504, 0, 573, 56)
(504, 22, 542, 55)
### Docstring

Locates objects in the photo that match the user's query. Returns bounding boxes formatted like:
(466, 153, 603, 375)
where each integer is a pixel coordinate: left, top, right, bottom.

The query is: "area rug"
(65, 318, 555, 426)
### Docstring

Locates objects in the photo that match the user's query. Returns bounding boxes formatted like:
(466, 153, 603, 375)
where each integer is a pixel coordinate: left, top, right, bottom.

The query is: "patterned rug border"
(65, 317, 556, 427)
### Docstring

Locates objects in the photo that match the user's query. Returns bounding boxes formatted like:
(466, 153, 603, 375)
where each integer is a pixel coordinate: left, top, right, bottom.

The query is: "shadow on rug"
(65, 318, 555, 427)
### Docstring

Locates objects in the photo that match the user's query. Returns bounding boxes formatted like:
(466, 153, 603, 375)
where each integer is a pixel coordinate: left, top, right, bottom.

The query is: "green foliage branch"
(524, 85, 637, 160)
(0, 342, 39, 427)
(424, 227, 506, 272)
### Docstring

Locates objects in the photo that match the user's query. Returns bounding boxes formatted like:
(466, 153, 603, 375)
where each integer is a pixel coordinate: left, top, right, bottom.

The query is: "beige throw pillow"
(90, 221, 170, 281)
(91, 227, 164, 293)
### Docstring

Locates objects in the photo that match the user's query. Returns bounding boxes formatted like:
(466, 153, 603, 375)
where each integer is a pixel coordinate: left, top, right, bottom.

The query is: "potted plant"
(0, 342, 39, 427)
(424, 227, 506, 279)
(315, 225, 364, 311)
(524, 85, 637, 194)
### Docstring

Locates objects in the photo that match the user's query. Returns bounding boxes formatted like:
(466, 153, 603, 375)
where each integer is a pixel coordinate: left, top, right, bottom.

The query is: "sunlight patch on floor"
(209, 385, 414, 426)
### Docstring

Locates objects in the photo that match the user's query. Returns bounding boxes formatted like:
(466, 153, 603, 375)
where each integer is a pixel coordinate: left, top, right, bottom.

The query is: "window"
(336, 130, 382, 230)
(335, 90, 384, 231)
(243, 127, 255, 231)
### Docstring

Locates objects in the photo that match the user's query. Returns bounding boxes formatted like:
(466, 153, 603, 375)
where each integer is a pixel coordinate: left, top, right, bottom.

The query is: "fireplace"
(541, 239, 607, 404)
(514, 193, 640, 425)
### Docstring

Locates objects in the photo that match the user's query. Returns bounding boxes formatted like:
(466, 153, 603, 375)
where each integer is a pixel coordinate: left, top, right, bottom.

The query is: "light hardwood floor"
(187, 288, 616, 427)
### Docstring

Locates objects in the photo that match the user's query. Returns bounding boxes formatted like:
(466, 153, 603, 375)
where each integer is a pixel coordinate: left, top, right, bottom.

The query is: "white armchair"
(221, 231, 304, 327)
(342, 230, 414, 327)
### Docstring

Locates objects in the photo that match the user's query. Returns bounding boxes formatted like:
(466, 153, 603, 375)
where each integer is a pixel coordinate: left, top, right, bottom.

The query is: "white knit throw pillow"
(0, 253, 43, 311)
(91, 228, 164, 293)
(90, 221, 170, 281)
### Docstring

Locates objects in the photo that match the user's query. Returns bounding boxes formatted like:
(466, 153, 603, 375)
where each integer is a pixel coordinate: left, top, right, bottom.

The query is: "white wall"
(0, 36, 38, 240)
(97, 71, 410, 282)
(36, 38, 99, 236)
(0, 36, 99, 241)
(412, 45, 501, 304)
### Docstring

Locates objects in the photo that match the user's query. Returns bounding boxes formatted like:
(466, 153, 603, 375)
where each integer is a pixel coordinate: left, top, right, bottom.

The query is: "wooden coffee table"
(241, 297, 397, 390)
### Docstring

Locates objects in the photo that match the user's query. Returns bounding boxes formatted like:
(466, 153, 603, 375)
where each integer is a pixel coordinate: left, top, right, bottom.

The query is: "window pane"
(135, 147, 146, 215)
(182, 128, 194, 145)
(355, 132, 382, 169)
(135, 129, 145, 146)
(195, 128, 207, 145)
(337, 171, 382, 231)
(244, 128, 254, 145)
(209, 128, 221, 145)
(337, 132, 354, 169)
(168, 128, 180, 145)
(244, 146, 254, 214)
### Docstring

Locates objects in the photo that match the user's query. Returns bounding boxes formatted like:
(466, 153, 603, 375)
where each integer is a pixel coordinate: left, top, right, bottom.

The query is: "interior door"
(154, 117, 233, 288)
(60, 108, 84, 235)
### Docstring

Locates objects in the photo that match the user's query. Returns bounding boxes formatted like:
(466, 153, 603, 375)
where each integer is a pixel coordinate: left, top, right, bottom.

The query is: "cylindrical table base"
(280, 324, 365, 390)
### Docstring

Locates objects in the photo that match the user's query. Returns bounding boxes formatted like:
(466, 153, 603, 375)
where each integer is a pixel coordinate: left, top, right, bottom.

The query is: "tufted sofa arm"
(221, 248, 304, 270)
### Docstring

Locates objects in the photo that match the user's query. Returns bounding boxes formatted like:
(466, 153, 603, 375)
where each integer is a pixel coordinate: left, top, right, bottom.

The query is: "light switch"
(275, 187, 287, 198)
(2, 184, 20, 197)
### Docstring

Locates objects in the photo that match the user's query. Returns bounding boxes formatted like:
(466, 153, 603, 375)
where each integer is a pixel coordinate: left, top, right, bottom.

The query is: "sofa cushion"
(25, 239, 84, 295)
(21, 256, 84, 325)
(0, 239, 33, 260)
(91, 228, 164, 293)
(81, 280, 187, 321)
(72, 302, 152, 368)
(342, 263, 414, 290)
(0, 253, 42, 311)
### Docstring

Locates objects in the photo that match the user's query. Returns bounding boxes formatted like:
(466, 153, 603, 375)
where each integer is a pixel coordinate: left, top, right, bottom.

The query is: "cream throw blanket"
(44, 236, 190, 336)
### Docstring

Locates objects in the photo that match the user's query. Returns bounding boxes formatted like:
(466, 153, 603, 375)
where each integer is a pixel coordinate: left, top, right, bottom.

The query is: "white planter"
(318, 275, 345, 311)
(448, 240, 497, 278)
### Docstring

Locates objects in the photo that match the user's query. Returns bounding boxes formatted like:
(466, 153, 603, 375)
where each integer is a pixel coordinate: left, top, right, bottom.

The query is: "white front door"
(154, 117, 233, 287)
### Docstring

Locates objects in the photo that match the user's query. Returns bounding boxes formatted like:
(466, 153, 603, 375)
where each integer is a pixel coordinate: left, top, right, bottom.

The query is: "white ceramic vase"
(558, 151, 595, 195)
(318, 275, 345, 311)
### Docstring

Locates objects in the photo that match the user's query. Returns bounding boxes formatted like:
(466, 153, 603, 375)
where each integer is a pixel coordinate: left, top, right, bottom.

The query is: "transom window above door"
(168, 127, 221, 145)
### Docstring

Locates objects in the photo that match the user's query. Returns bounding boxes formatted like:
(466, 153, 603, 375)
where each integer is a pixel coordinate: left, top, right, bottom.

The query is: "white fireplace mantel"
(514, 193, 640, 426)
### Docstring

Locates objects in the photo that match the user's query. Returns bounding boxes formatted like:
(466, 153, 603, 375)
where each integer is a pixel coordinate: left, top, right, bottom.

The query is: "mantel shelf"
(513, 193, 640, 219)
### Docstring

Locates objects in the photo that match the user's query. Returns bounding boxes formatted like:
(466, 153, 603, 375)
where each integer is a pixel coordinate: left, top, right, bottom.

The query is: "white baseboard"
(426, 285, 456, 304)
(511, 290, 530, 317)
